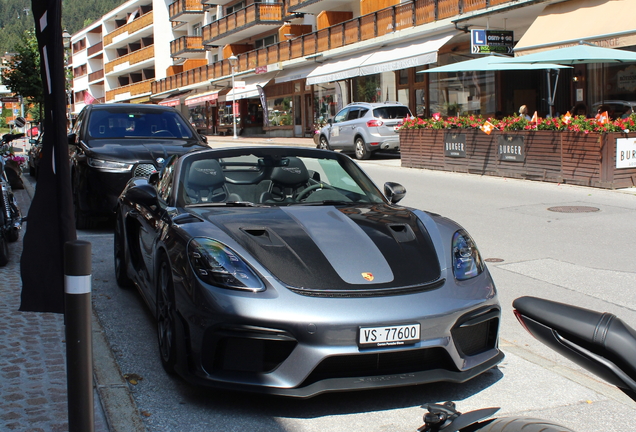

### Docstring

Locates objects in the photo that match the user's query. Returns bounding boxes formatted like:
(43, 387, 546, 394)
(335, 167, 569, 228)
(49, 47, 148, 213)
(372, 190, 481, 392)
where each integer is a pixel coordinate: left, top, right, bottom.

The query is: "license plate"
(358, 324, 420, 347)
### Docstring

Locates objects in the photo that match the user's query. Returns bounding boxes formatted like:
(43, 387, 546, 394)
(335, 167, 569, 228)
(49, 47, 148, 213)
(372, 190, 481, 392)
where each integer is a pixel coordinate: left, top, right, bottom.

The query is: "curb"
(21, 174, 146, 432)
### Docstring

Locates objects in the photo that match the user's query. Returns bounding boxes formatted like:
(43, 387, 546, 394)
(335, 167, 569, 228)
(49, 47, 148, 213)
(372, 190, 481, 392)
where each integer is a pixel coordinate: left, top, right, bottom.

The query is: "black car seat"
(260, 157, 311, 203)
(185, 159, 238, 204)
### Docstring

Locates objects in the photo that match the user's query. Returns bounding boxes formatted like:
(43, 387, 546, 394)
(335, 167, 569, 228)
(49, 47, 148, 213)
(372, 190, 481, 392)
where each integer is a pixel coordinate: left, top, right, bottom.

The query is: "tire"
(0, 235, 8, 267)
(354, 137, 370, 160)
(72, 182, 95, 230)
(318, 136, 331, 150)
(465, 417, 576, 432)
(6, 229, 19, 243)
(156, 256, 177, 374)
(114, 213, 133, 288)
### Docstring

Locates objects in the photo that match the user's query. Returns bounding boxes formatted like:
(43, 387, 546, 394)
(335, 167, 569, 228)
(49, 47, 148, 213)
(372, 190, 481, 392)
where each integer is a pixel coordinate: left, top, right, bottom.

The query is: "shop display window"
(219, 102, 240, 127)
(267, 96, 292, 127)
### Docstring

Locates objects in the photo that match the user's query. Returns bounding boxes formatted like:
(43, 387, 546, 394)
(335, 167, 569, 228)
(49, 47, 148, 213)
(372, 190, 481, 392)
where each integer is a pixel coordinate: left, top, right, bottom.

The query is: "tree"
(1, 30, 43, 119)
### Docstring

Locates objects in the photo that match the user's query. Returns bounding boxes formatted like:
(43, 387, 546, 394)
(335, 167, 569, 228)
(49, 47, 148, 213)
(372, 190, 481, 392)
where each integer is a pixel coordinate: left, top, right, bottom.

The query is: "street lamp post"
(228, 55, 238, 140)
(62, 30, 72, 131)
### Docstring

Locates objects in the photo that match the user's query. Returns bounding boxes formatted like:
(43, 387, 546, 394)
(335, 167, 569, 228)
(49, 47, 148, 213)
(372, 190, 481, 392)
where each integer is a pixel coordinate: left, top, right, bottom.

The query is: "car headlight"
(188, 238, 265, 292)
(452, 230, 484, 281)
(88, 157, 134, 172)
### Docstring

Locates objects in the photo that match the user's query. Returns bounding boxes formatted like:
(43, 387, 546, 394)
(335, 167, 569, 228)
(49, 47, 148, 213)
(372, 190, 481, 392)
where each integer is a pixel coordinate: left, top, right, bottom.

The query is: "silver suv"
(317, 102, 412, 160)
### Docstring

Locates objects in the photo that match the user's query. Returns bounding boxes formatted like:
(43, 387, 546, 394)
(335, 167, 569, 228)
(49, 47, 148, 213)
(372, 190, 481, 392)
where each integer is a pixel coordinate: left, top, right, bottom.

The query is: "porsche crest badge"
(361, 272, 374, 281)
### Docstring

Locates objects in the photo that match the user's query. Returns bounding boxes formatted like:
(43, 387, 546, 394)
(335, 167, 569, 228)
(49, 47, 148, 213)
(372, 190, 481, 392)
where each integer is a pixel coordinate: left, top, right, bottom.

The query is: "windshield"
(175, 150, 387, 207)
(88, 109, 194, 139)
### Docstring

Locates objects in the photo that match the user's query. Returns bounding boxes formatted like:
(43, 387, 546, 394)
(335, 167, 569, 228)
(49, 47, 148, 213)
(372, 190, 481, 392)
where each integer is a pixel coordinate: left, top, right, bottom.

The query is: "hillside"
(0, 0, 126, 54)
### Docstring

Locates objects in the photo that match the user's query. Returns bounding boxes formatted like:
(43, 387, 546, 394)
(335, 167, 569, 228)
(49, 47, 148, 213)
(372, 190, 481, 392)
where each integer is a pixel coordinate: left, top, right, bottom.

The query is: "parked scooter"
(0, 133, 25, 266)
(418, 296, 636, 431)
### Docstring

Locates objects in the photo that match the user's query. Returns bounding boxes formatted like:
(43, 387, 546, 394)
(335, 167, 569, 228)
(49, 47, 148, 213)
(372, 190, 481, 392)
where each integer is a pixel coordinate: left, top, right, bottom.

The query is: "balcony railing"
(88, 69, 105, 82)
(105, 45, 155, 74)
(106, 79, 153, 102)
(170, 36, 205, 57)
(154, 0, 513, 94)
(104, 11, 154, 46)
(169, 0, 203, 20)
(87, 41, 103, 56)
(202, 3, 283, 45)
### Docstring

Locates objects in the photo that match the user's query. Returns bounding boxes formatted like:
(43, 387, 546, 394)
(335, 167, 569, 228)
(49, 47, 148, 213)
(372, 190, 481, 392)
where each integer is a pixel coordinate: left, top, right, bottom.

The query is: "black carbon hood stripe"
(193, 204, 441, 292)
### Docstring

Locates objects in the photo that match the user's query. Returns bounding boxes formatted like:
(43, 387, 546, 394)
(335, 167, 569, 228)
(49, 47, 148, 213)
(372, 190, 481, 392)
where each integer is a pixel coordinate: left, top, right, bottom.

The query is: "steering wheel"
(295, 183, 337, 201)
(152, 130, 175, 137)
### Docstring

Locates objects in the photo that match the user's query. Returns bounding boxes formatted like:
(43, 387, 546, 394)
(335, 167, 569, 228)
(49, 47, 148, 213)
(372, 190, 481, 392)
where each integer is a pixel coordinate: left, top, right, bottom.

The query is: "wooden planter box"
(399, 129, 636, 189)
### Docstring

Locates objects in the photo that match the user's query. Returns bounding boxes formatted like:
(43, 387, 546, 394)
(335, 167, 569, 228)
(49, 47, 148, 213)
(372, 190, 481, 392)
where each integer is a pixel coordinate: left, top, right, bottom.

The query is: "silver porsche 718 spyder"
(114, 146, 503, 397)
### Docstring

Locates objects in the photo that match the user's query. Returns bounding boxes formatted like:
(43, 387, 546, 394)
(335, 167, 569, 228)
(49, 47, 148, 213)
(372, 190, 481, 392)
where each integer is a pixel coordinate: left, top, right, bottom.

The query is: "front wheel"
(466, 417, 576, 432)
(156, 256, 177, 374)
(114, 213, 133, 288)
(354, 137, 370, 160)
(0, 235, 8, 267)
(318, 136, 331, 150)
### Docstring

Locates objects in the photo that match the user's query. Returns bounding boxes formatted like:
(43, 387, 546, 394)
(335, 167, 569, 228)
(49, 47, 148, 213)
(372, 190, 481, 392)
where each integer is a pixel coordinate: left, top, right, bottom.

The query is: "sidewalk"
(0, 176, 144, 432)
(202, 133, 317, 148)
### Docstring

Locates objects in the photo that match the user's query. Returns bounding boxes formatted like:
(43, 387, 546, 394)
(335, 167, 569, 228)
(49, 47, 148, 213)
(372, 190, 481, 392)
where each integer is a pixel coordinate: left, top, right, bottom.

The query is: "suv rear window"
(373, 106, 411, 119)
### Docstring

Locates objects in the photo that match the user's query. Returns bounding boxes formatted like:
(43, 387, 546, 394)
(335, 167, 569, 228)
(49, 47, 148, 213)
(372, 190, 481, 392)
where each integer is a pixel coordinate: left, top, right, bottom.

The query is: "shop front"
(184, 89, 224, 135)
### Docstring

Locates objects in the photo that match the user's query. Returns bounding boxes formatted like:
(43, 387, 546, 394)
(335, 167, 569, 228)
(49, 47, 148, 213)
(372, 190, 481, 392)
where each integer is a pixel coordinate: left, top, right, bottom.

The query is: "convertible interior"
(181, 156, 360, 206)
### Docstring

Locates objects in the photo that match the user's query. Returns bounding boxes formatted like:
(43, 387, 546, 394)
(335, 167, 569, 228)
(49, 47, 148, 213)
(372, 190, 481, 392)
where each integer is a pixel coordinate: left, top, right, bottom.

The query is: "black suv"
(69, 103, 208, 229)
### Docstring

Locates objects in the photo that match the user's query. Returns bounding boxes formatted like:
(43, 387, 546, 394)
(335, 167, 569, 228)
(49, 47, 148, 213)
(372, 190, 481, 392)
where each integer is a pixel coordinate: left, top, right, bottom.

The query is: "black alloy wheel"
(157, 256, 177, 374)
(114, 213, 133, 288)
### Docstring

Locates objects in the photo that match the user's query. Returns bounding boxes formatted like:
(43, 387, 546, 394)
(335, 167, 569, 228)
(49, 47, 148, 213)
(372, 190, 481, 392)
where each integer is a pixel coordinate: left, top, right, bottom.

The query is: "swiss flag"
(480, 120, 495, 135)
(84, 91, 97, 105)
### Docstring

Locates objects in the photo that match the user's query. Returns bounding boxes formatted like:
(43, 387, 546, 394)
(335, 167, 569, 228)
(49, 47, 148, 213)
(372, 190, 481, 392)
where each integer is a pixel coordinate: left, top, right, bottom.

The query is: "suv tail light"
(367, 119, 384, 127)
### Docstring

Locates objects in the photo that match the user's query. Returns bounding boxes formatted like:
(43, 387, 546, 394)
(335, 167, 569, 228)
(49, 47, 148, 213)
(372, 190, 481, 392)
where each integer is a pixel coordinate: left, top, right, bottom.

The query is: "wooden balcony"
(169, 0, 203, 22)
(106, 79, 153, 102)
(87, 41, 103, 56)
(105, 45, 155, 74)
(170, 36, 205, 58)
(104, 11, 153, 46)
(200, 0, 234, 7)
(88, 69, 104, 82)
(154, 0, 514, 94)
(202, 4, 283, 46)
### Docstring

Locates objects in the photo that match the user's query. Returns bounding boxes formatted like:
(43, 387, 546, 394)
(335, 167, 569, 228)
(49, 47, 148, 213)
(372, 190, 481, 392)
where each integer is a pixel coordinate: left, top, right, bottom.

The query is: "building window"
(226, 1, 245, 15)
(254, 34, 278, 49)
(192, 23, 201, 36)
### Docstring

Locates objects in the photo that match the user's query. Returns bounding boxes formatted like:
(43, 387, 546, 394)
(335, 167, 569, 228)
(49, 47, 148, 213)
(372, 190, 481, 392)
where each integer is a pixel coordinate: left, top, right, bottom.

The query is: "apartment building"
(70, 0, 636, 137)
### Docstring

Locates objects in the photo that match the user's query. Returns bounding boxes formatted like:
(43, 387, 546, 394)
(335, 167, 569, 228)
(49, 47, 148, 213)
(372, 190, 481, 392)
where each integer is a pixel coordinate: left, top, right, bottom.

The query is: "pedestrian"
(519, 105, 531, 121)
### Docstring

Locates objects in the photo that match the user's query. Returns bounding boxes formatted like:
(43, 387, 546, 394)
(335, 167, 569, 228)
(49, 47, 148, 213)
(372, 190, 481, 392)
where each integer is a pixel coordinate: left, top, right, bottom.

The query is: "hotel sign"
(444, 133, 466, 158)
(471, 29, 514, 54)
(498, 135, 525, 162)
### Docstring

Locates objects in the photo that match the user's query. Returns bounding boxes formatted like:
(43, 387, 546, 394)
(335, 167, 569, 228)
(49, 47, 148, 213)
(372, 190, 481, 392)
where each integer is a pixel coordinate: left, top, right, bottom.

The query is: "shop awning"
(514, 0, 636, 55)
(226, 75, 275, 101)
(185, 89, 224, 106)
(359, 34, 454, 76)
(275, 64, 321, 84)
(306, 34, 453, 85)
(420, 54, 572, 73)
(306, 53, 373, 85)
(157, 91, 191, 106)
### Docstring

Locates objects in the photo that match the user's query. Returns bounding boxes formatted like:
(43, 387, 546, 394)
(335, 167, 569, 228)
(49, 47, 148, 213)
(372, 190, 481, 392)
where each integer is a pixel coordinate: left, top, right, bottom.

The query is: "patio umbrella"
(419, 54, 572, 73)
(420, 54, 571, 116)
(502, 42, 636, 65)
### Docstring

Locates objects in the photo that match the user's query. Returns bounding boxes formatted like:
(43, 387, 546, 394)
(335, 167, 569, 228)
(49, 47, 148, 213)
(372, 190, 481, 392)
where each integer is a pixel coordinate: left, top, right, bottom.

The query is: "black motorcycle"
(0, 133, 25, 266)
(418, 296, 636, 431)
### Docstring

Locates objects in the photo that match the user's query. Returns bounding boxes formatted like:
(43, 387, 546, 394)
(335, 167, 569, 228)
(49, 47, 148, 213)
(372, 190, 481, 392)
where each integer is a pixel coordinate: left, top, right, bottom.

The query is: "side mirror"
(126, 184, 159, 207)
(67, 133, 77, 145)
(384, 182, 406, 204)
(200, 135, 208, 143)
(327, 118, 333, 125)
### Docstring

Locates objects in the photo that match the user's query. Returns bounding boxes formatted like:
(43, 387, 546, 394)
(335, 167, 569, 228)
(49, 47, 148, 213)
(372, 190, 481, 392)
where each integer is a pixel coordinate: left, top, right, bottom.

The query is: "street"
(80, 150, 636, 432)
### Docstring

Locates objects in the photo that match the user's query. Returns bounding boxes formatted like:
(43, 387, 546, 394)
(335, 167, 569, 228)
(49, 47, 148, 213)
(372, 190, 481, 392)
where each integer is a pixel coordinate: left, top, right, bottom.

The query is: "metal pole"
(64, 240, 94, 432)
(232, 67, 238, 140)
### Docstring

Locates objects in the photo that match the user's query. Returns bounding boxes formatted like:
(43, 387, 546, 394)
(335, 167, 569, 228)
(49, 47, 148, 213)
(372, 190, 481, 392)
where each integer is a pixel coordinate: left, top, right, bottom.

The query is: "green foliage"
(0, 0, 127, 54)
(1, 30, 43, 106)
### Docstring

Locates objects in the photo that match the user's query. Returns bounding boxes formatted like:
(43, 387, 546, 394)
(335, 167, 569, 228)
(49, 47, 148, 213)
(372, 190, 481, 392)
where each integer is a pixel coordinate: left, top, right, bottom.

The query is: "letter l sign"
(472, 29, 486, 45)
